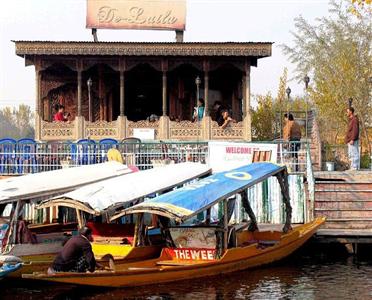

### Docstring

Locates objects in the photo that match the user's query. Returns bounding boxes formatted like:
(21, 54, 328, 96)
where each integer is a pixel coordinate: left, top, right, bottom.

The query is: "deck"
(313, 170, 372, 249)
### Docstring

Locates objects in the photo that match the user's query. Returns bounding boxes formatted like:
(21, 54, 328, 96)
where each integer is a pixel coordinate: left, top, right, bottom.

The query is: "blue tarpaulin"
(119, 162, 286, 222)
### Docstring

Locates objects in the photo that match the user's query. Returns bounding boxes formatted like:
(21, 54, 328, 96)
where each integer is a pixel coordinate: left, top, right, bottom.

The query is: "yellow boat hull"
(7, 244, 160, 278)
(23, 217, 325, 287)
(92, 243, 133, 260)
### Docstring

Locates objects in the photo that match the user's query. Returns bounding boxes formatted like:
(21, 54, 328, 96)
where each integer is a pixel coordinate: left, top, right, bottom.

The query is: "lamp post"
(87, 78, 93, 122)
(304, 75, 310, 140)
(195, 76, 201, 101)
(348, 97, 353, 108)
(286, 86, 291, 116)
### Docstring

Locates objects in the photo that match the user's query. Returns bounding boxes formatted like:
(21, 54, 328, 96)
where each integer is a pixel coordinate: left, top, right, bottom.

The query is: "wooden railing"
(38, 116, 249, 141)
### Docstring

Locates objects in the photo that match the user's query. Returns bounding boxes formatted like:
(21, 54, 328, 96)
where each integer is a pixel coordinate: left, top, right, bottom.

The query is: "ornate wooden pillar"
(159, 59, 169, 139)
(202, 59, 211, 140)
(203, 60, 209, 116)
(76, 60, 84, 139)
(35, 68, 41, 116)
(162, 59, 168, 116)
(117, 58, 127, 139)
(119, 58, 126, 117)
(242, 74, 246, 118)
(77, 61, 83, 117)
(34, 63, 42, 140)
(243, 59, 252, 141)
(244, 60, 251, 118)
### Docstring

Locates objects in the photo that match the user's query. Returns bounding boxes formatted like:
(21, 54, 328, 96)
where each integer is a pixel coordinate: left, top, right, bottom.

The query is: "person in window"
(220, 109, 236, 129)
(193, 98, 205, 122)
(53, 104, 70, 122)
(49, 227, 97, 273)
(213, 101, 225, 126)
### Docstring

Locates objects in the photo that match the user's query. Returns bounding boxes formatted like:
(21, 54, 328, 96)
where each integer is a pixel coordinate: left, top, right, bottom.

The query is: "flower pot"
(325, 162, 335, 171)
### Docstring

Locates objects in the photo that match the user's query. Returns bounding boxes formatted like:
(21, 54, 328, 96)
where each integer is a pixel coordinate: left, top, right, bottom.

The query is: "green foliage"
(0, 104, 35, 139)
(360, 153, 371, 169)
(275, 67, 288, 113)
(350, 0, 372, 16)
(251, 68, 312, 141)
(251, 93, 275, 141)
(324, 143, 336, 161)
(281, 0, 372, 145)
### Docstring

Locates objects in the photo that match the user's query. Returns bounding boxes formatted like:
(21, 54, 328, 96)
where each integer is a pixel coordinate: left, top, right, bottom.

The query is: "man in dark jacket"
(50, 227, 96, 273)
(345, 107, 360, 170)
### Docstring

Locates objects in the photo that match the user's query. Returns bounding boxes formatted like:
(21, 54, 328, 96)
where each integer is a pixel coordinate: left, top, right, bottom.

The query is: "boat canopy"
(0, 162, 133, 204)
(114, 162, 286, 222)
(38, 163, 211, 215)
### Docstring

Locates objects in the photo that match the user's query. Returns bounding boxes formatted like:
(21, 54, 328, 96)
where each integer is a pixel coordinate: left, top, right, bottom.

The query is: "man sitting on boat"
(49, 227, 96, 273)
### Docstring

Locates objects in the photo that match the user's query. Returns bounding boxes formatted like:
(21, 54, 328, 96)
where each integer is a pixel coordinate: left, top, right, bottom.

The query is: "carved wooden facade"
(15, 41, 272, 141)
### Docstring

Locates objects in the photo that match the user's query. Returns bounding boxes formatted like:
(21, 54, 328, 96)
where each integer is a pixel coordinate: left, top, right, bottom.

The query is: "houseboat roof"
(0, 162, 133, 204)
(13, 41, 272, 58)
(113, 162, 286, 222)
(38, 162, 211, 215)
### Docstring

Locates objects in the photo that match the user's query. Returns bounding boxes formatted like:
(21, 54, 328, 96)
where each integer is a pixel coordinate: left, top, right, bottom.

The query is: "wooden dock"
(312, 171, 372, 251)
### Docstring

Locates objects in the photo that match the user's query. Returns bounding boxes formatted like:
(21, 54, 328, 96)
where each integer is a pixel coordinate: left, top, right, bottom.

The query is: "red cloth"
(53, 112, 65, 122)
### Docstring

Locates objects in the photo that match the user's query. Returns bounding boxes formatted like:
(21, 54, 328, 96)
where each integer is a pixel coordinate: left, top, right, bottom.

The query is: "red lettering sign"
(164, 248, 216, 261)
(225, 147, 254, 155)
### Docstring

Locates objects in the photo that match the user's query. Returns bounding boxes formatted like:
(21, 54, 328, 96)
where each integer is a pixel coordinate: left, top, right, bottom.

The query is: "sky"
(0, 0, 331, 109)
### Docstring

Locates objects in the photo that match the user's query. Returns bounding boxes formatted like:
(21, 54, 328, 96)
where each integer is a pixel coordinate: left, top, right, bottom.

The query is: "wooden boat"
(22, 162, 325, 287)
(7, 163, 210, 277)
(0, 161, 134, 277)
(38, 162, 210, 259)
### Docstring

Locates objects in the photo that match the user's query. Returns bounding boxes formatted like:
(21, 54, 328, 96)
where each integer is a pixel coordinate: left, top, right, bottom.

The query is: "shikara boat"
(38, 162, 211, 260)
(9, 162, 210, 277)
(0, 161, 135, 277)
(22, 162, 325, 287)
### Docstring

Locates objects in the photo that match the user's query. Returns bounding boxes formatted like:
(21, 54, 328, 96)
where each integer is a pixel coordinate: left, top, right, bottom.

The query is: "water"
(3, 243, 372, 300)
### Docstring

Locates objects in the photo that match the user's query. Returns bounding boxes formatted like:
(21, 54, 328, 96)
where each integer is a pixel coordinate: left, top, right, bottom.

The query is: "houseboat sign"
(86, 0, 186, 30)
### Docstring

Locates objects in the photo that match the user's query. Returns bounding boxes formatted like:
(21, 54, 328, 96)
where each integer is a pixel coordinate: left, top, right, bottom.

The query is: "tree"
(251, 68, 311, 141)
(0, 104, 35, 139)
(276, 67, 288, 112)
(281, 0, 372, 148)
(350, 0, 372, 16)
(251, 93, 275, 141)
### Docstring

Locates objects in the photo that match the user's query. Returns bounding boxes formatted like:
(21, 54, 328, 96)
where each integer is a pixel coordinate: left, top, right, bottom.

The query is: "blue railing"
(0, 138, 209, 175)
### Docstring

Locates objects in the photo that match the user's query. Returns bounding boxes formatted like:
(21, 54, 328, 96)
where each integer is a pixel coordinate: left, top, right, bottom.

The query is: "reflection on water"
(4, 243, 372, 300)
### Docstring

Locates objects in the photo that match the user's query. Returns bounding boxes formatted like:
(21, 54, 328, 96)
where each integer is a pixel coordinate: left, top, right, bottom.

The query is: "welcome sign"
(208, 141, 278, 173)
(86, 0, 186, 30)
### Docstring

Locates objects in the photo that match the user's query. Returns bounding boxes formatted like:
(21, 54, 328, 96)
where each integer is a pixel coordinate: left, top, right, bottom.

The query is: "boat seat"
(93, 236, 133, 245)
(156, 260, 209, 266)
(228, 222, 250, 248)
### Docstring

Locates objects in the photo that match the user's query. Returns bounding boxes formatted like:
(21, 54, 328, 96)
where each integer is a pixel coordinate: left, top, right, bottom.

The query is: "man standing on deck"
(283, 113, 302, 171)
(345, 107, 360, 170)
(49, 227, 97, 273)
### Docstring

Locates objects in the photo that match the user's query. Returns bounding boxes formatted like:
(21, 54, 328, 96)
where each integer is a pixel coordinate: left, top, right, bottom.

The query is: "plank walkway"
(313, 171, 372, 244)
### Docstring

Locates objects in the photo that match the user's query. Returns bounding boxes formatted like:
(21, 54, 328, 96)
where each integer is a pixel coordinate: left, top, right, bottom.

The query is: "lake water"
(4, 242, 372, 300)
